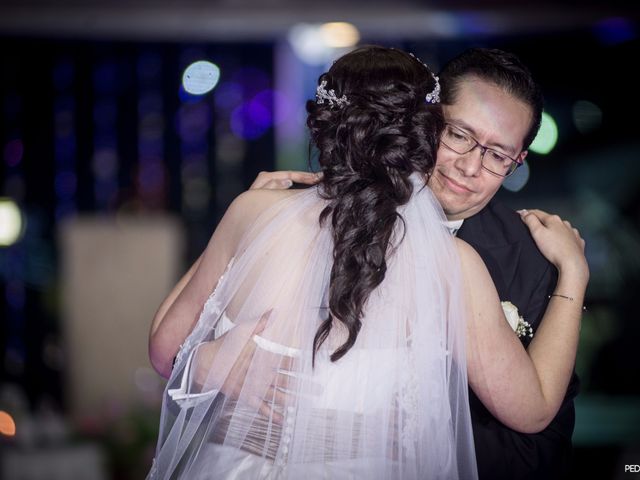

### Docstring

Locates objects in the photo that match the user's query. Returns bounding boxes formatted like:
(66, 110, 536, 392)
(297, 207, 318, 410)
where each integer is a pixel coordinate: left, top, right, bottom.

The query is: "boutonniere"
(501, 301, 534, 338)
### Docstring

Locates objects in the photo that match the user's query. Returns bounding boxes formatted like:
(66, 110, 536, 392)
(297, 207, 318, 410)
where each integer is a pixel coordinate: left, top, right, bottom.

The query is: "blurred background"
(0, 0, 639, 478)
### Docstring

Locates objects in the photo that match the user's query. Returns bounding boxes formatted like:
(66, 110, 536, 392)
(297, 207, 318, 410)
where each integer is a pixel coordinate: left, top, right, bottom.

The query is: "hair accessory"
(409, 52, 441, 104)
(425, 76, 440, 104)
(316, 80, 349, 107)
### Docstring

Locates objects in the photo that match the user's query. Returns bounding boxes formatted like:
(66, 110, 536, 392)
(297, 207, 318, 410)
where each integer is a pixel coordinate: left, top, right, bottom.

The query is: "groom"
(251, 48, 579, 480)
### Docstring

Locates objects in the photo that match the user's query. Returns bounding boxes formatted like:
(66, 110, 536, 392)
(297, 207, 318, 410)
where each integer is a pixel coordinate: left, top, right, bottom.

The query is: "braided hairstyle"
(306, 45, 443, 365)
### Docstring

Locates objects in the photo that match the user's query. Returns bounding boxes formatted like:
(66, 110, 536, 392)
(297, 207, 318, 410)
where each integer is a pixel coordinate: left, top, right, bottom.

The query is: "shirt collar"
(444, 219, 464, 236)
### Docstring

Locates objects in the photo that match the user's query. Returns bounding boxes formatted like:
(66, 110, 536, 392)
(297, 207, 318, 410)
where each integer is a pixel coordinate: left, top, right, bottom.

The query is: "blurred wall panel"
(58, 215, 184, 418)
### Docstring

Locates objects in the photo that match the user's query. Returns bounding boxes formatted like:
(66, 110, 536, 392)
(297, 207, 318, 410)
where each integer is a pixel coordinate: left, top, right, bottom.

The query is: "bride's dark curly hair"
(307, 45, 444, 364)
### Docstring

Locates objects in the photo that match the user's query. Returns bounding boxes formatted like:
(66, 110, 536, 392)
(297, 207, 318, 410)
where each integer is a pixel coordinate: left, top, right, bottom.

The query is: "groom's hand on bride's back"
(249, 170, 322, 190)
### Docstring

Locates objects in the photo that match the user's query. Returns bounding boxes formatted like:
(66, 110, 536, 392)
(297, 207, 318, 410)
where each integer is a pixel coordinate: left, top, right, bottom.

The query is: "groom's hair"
(439, 48, 544, 150)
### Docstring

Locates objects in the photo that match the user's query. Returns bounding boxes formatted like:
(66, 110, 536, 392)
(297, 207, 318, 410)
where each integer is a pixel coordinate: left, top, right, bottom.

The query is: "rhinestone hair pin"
(316, 80, 349, 107)
(409, 53, 441, 104)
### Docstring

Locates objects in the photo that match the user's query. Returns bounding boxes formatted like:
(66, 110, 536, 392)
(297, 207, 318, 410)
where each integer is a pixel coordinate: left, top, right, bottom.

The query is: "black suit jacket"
(457, 200, 580, 480)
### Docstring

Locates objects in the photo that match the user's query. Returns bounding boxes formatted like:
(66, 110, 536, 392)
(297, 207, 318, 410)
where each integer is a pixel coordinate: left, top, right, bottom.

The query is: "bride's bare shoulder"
(453, 237, 496, 293)
(224, 188, 308, 230)
(453, 237, 485, 273)
(243, 188, 302, 203)
(232, 188, 302, 212)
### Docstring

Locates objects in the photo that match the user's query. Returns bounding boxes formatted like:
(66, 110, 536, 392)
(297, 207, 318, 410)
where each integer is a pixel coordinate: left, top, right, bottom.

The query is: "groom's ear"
(518, 150, 529, 165)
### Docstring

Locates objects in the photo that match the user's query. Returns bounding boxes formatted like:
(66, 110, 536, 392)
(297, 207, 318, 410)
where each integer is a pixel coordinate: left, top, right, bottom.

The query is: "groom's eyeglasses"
(440, 123, 522, 177)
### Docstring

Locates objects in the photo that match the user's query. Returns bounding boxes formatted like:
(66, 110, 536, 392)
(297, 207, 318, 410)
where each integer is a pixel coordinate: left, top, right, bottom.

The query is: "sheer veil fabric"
(149, 174, 477, 479)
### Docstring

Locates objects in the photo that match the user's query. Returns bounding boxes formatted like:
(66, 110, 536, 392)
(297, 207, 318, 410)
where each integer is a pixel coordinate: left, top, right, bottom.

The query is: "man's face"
(430, 76, 532, 220)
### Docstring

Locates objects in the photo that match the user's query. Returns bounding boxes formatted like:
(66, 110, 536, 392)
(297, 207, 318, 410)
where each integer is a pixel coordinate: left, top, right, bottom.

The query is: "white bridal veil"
(149, 174, 477, 479)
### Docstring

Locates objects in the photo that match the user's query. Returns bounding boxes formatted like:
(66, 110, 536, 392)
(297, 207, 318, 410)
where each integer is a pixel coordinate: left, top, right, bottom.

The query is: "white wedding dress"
(148, 174, 478, 479)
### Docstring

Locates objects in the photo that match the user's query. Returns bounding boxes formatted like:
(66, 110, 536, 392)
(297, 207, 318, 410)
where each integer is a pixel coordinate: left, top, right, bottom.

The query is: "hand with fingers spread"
(517, 209, 589, 286)
(249, 170, 322, 190)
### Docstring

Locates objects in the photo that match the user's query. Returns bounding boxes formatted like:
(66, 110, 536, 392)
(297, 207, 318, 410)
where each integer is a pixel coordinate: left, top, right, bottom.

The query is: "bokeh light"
(529, 111, 558, 155)
(288, 24, 334, 65)
(0, 198, 24, 247)
(215, 82, 243, 111)
(573, 100, 603, 134)
(320, 22, 360, 48)
(501, 159, 530, 192)
(0, 411, 16, 437)
(231, 99, 272, 140)
(594, 17, 636, 45)
(182, 60, 221, 95)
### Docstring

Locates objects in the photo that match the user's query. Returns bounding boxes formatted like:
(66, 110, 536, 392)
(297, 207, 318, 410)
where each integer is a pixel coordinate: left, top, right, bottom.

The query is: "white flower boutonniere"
(501, 301, 534, 338)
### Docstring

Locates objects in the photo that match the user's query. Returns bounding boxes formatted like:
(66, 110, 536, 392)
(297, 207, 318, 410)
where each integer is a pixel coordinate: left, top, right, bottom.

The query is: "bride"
(147, 46, 588, 479)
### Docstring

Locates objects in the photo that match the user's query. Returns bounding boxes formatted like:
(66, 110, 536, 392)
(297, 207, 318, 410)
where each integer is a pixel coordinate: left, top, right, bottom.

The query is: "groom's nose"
(453, 147, 484, 177)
